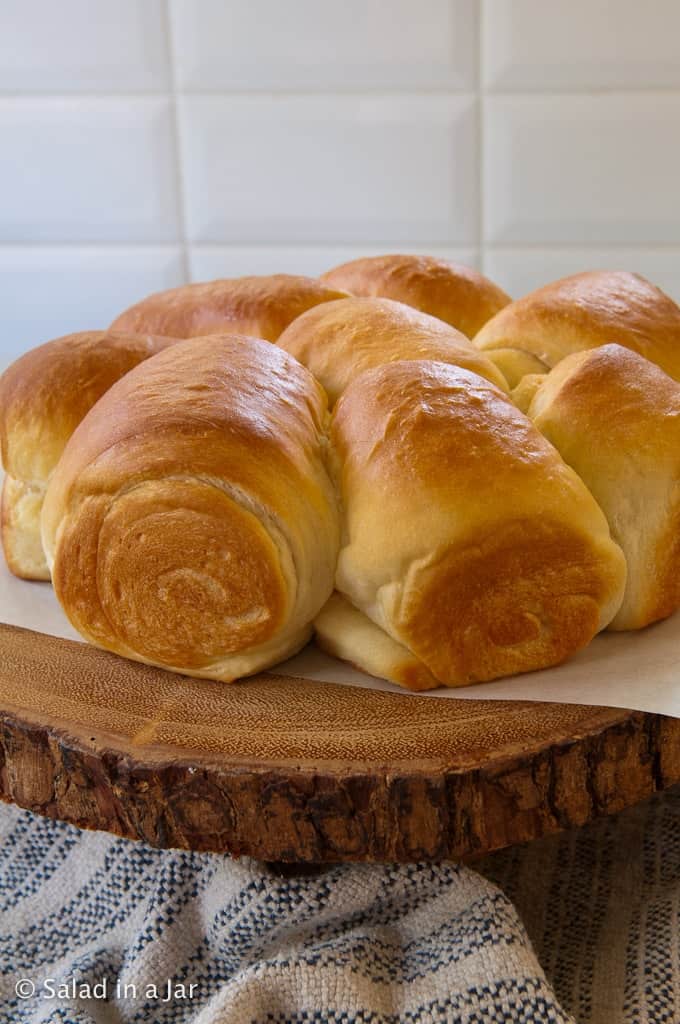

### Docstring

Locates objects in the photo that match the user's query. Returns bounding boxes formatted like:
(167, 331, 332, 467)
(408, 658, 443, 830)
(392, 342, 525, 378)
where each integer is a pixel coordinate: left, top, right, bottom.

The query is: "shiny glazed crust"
(0, 330, 177, 579)
(474, 270, 680, 381)
(328, 359, 626, 688)
(41, 335, 340, 682)
(529, 344, 680, 630)
(110, 274, 349, 341)
(276, 296, 508, 405)
(320, 254, 511, 338)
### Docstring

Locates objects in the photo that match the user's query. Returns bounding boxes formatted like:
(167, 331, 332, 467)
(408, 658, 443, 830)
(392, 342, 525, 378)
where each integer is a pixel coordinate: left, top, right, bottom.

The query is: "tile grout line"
(478, 0, 486, 272)
(2, 241, 680, 251)
(0, 87, 478, 99)
(2, 88, 680, 100)
(163, 0, 190, 283)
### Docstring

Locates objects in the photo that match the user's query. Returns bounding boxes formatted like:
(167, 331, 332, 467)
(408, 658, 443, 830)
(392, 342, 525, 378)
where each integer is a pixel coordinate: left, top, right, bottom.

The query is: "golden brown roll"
(474, 270, 680, 381)
(319, 359, 626, 690)
(320, 254, 511, 338)
(529, 344, 680, 631)
(41, 335, 340, 682)
(276, 296, 508, 405)
(0, 330, 177, 580)
(110, 274, 349, 341)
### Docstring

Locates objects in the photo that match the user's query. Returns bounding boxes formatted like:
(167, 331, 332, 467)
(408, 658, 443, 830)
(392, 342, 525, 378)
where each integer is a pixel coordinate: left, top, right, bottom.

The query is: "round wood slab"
(1, 621, 679, 862)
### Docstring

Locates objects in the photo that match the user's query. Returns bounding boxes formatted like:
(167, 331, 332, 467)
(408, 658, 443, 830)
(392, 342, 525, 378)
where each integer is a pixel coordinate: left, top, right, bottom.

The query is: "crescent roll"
(318, 360, 626, 689)
(41, 335, 340, 682)
(320, 254, 511, 338)
(529, 344, 680, 631)
(276, 296, 508, 405)
(475, 271, 680, 382)
(0, 330, 177, 580)
(110, 273, 348, 341)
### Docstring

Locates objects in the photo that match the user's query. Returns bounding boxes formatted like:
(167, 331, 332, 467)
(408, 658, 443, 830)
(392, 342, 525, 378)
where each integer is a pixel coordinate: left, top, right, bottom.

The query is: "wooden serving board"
(1, 621, 679, 863)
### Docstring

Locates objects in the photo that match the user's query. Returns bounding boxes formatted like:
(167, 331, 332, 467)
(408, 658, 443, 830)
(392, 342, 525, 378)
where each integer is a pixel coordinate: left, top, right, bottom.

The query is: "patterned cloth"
(1, 786, 679, 1024)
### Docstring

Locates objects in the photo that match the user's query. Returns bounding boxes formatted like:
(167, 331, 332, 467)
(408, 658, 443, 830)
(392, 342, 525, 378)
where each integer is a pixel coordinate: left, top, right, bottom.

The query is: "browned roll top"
(276, 296, 508, 405)
(320, 254, 511, 338)
(475, 270, 680, 382)
(110, 273, 349, 341)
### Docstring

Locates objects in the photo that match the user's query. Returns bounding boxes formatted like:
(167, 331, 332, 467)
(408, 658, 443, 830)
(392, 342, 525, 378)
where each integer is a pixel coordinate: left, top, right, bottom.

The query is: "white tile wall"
(0, 0, 170, 93)
(483, 0, 680, 91)
(170, 0, 478, 91)
(0, 247, 184, 367)
(179, 95, 477, 244)
(0, 98, 179, 243)
(484, 248, 680, 307)
(1, 0, 679, 369)
(484, 95, 680, 245)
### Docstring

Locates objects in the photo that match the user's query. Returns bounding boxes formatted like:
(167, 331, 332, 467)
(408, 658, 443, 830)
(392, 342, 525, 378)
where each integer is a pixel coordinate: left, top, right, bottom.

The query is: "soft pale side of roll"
(41, 335, 340, 682)
(529, 344, 680, 630)
(486, 348, 549, 390)
(512, 373, 547, 414)
(110, 274, 348, 341)
(474, 270, 680, 381)
(320, 254, 511, 338)
(276, 296, 508, 405)
(317, 360, 626, 690)
(315, 592, 440, 692)
(0, 330, 177, 580)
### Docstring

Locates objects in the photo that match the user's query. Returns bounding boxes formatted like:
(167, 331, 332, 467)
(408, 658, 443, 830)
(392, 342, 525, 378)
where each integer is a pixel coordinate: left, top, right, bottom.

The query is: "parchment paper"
(2, 556, 680, 716)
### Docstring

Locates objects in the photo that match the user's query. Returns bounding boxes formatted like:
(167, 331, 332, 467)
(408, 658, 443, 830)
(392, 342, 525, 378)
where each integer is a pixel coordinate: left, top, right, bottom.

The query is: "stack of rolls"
(276, 295, 508, 404)
(473, 269, 680, 401)
(2, 261, 680, 690)
(0, 330, 178, 580)
(40, 335, 340, 682)
(320, 254, 511, 338)
(315, 360, 626, 689)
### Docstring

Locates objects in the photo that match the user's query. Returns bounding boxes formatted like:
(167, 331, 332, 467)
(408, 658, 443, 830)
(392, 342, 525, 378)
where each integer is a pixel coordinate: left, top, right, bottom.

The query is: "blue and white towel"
(1, 785, 679, 1024)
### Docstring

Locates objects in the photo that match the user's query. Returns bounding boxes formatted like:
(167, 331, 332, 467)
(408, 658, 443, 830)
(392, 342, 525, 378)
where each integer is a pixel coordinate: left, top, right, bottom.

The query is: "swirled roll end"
(50, 478, 293, 674)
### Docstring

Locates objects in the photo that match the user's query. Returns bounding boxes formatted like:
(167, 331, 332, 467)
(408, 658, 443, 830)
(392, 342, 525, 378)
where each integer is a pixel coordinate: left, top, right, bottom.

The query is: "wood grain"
(1, 622, 678, 862)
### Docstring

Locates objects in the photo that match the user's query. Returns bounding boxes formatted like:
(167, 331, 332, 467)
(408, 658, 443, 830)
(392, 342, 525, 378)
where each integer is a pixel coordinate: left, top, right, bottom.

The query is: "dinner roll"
(0, 330, 177, 580)
(320, 254, 511, 338)
(276, 296, 508, 405)
(319, 360, 626, 689)
(110, 274, 348, 341)
(475, 271, 680, 381)
(42, 335, 340, 682)
(529, 344, 680, 630)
